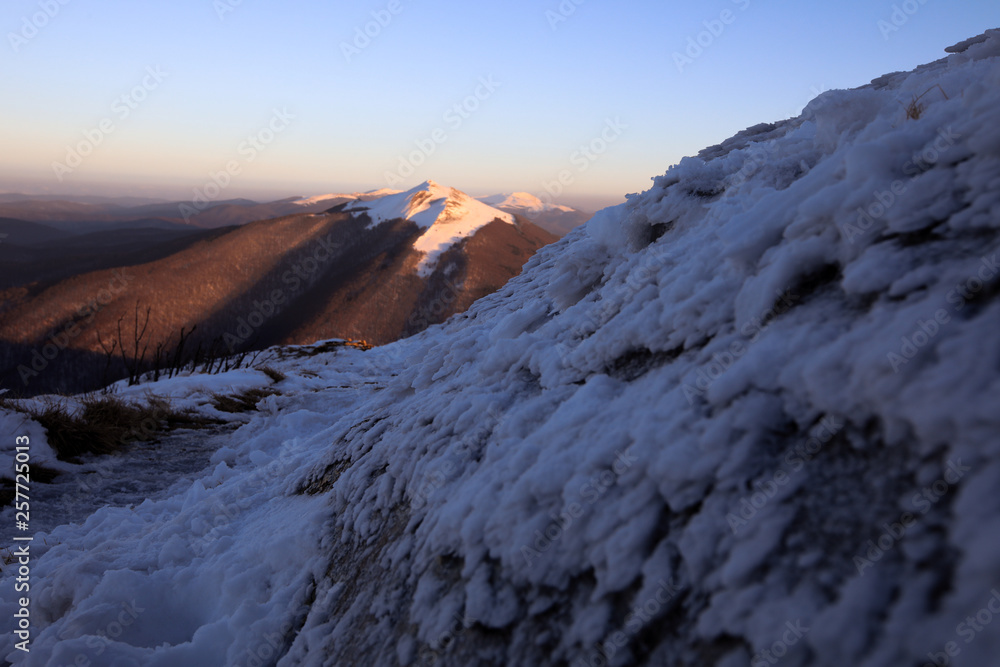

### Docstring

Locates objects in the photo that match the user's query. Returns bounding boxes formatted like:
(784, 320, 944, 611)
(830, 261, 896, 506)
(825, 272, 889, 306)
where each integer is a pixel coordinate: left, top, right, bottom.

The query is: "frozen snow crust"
(3, 30, 1000, 666)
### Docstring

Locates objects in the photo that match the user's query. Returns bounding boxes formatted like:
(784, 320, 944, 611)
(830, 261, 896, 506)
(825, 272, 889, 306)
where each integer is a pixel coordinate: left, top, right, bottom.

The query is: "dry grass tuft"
(258, 366, 287, 383)
(902, 84, 950, 120)
(277, 339, 372, 360)
(212, 387, 277, 414)
(27, 395, 176, 461)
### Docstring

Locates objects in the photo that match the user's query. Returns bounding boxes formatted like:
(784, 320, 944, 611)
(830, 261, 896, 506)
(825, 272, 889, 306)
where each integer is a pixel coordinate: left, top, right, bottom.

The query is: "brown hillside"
(0, 212, 557, 395)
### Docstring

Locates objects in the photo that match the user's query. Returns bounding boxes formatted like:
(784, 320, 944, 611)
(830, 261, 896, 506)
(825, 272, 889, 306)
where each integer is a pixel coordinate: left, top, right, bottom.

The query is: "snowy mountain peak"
(291, 188, 404, 207)
(479, 191, 574, 214)
(360, 187, 402, 198)
(344, 181, 515, 277)
(290, 193, 348, 207)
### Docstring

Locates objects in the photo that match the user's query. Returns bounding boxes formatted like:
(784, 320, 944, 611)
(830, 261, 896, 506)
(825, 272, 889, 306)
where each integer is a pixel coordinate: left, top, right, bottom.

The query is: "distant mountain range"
(0, 181, 558, 395)
(478, 192, 592, 236)
(0, 189, 590, 237)
(0, 195, 346, 233)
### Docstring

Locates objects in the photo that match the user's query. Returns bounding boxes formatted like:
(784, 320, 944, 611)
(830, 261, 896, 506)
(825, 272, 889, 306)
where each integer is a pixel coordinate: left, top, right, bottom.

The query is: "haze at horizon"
(1, 0, 997, 210)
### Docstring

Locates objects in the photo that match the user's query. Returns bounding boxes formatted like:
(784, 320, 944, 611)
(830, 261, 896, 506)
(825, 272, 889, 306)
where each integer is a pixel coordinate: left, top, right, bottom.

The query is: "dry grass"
(902, 84, 950, 120)
(26, 395, 177, 461)
(212, 387, 277, 413)
(277, 339, 372, 360)
(0, 393, 21, 412)
(258, 366, 287, 383)
(1, 393, 226, 507)
(16, 394, 221, 463)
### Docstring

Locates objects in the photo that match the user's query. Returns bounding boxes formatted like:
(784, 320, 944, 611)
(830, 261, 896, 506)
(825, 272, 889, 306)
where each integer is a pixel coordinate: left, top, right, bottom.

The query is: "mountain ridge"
(0, 183, 556, 395)
(479, 192, 574, 213)
(0, 188, 589, 237)
(479, 191, 592, 236)
(343, 180, 515, 276)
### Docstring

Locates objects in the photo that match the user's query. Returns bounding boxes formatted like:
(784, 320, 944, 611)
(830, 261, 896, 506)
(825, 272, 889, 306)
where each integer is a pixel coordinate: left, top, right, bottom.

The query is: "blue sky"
(1, 0, 997, 210)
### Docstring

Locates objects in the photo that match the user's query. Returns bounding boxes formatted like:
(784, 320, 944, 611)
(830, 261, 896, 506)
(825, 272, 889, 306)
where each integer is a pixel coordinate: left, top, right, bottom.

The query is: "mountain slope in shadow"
(0, 204, 557, 395)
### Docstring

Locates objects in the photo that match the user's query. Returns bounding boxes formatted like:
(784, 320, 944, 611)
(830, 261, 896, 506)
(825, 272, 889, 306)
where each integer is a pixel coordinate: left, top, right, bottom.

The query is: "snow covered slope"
(291, 188, 402, 208)
(479, 192, 575, 214)
(344, 181, 515, 276)
(290, 193, 352, 207)
(3, 30, 1000, 666)
(480, 192, 592, 237)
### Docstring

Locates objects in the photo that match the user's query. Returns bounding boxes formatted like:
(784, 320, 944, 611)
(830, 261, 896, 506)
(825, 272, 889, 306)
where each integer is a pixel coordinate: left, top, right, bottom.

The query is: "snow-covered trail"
(0, 425, 235, 538)
(0, 350, 393, 665)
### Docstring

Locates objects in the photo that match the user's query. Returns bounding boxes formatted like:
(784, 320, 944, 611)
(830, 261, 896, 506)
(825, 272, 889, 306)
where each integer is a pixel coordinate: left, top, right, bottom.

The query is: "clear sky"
(1, 0, 997, 210)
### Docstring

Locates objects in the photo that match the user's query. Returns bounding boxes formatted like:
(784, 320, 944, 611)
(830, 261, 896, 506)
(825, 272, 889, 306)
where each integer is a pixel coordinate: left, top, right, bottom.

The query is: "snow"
(0, 345, 390, 665)
(361, 187, 405, 199)
(290, 194, 351, 207)
(345, 180, 515, 277)
(479, 192, 575, 214)
(2, 31, 1000, 666)
(291, 188, 403, 207)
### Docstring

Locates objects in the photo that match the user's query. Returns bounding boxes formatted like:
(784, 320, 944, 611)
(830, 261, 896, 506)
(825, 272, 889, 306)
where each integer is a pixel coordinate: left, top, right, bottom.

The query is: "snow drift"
(3, 29, 1000, 666)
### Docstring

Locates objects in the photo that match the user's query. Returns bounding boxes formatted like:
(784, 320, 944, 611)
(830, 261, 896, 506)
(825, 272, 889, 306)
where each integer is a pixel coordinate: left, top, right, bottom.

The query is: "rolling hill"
(0, 182, 556, 396)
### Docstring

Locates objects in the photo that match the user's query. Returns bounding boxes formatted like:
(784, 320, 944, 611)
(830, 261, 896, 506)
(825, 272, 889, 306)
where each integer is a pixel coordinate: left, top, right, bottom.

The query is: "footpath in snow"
(0, 425, 235, 537)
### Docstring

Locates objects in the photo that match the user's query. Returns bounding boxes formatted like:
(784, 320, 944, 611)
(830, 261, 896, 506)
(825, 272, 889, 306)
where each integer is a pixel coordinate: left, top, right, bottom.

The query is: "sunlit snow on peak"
(345, 180, 515, 277)
(479, 192, 574, 213)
